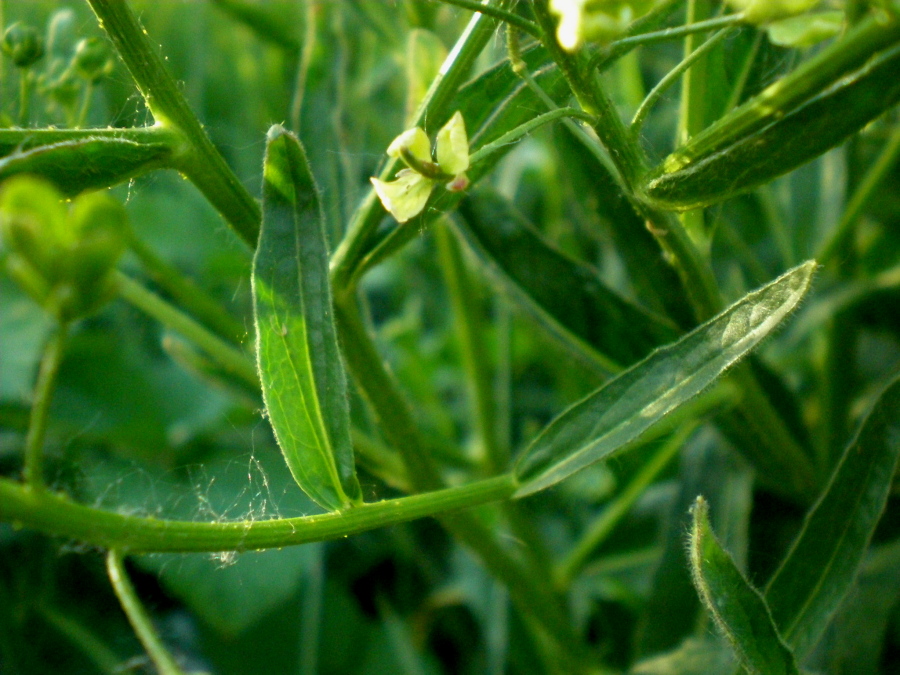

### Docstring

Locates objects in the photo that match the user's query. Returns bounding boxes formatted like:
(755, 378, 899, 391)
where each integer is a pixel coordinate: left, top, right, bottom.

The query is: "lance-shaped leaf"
(764, 374, 900, 657)
(457, 189, 679, 372)
(514, 261, 816, 497)
(253, 125, 361, 511)
(688, 497, 800, 675)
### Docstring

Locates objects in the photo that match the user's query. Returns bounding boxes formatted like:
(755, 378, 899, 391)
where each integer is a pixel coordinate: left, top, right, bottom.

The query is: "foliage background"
(1, 1, 899, 673)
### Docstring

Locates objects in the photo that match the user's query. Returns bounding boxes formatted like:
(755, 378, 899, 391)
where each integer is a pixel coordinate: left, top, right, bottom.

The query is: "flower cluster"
(371, 111, 470, 223)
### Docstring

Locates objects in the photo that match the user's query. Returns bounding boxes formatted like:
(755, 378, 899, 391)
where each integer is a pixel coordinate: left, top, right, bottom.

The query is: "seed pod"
(645, 45, 900, 210)
(1, 22, 44, 68)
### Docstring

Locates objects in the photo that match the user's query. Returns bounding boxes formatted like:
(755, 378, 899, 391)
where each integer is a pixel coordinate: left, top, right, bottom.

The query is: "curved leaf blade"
(514, 261, 816, 497)
(253, 125, 361, 512)
(764, 374, 900, 657)
(688, 497, 800, 675)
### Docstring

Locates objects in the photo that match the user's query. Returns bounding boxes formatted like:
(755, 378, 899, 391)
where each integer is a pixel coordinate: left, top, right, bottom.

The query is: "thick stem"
(0, 474, 516, 552)
(23, 323, 68, 490)
(86, 0, 261, 247)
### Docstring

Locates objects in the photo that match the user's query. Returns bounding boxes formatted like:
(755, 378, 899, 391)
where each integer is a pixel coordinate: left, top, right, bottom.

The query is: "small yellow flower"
(371, 111, 470, 223)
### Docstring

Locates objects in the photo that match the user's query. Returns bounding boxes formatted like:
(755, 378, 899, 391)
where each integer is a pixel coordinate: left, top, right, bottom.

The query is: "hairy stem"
(86, 0, 261, 246)
(0, 474, 516, 552)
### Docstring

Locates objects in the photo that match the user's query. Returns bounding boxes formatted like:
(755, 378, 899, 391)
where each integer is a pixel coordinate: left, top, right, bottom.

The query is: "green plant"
(1, 0, 899, 673)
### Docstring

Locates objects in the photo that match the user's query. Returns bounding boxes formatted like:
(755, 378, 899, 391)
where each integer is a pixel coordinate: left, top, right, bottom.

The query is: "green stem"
(436, 223, 506, 471)
(589, 0, 686, 71)
(18, 69, 31, 126)
(607, 13, 744, 54)
(631, 28, 732, 137)
(468, 107, 596, 165)
(106, 550, 188, 675)
(0, 473, 516, 552)
(115, 271, 258, 388)
(128, 235, 246, 343)
(334, 297, 594, 670)
(86, 0, 261, 247)
(556, 423, 696, 587)
(75, 81, 94, 129)
(23, 323, 68, 491)
(330, 0, 507, 294)
(530, 0, 647, 191)
(819, 122, 900, 267)
(436, 0, 540, 37)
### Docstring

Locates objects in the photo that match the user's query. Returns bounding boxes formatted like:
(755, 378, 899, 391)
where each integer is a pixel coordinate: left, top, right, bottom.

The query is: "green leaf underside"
(764, 374, 900, 657)
(253, 125, 360, 511)
(457, 190, 680, 371)
(514, 261, 816, 497)
(689, 497, 800, 675)
(0, 137, 174, 197)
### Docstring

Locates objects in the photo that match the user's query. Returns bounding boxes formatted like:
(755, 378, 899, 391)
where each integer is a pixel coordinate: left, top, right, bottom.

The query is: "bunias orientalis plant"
(0, 0, 899, 673)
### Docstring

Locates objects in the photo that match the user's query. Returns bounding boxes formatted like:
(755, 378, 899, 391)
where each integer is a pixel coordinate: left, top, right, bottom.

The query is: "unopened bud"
(1, 22, 45, 68)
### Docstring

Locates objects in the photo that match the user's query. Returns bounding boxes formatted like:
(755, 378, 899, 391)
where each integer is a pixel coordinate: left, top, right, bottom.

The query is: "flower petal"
(370, 170, 434, 223)
(387, 127, 431, 163)
(436, 111, 469, 176)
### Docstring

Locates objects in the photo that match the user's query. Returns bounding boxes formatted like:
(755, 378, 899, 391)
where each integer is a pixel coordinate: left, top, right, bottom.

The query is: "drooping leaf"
(0, 133, 175, 197)
(514, 261, 816, 497)
(253, 125, 361, 511)
(688, 497, 800, 675)
(456, 189, 680, 372)
(764, 374, 900, 657)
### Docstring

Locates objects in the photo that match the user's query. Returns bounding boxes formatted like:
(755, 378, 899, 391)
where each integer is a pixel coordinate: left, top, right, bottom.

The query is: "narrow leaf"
(457, 190, 679, 372)
(514, 261, 816, 497)
(253, 125, 361, 511)
(646, 45, 900, 210)
(764, 374, 900, 656)
(689, 497, 801, 675)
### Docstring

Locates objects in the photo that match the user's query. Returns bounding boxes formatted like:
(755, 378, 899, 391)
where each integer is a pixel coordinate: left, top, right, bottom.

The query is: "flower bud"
(72, 37, 114, 82)
(1, 22, 45, 68)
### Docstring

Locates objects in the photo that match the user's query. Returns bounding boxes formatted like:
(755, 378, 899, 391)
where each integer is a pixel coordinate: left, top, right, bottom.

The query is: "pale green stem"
(468, 107, 597, 166)
(0, 473, 516, 552)
(106, 550, 188, 675)
(115, 271, 259, 388)
(18, 70, 32, 126)
(556, 423, 696, 587)
(128, 235, 246, 343)
(75, 80, 94, 128)
(436, 0, 540, 37)
(23, 323, 68, 491)
(819, 122, 900, 267)
(631, 28, 732, 138)
(436, 222, 506, 472)
(607, 13, 744, 54)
